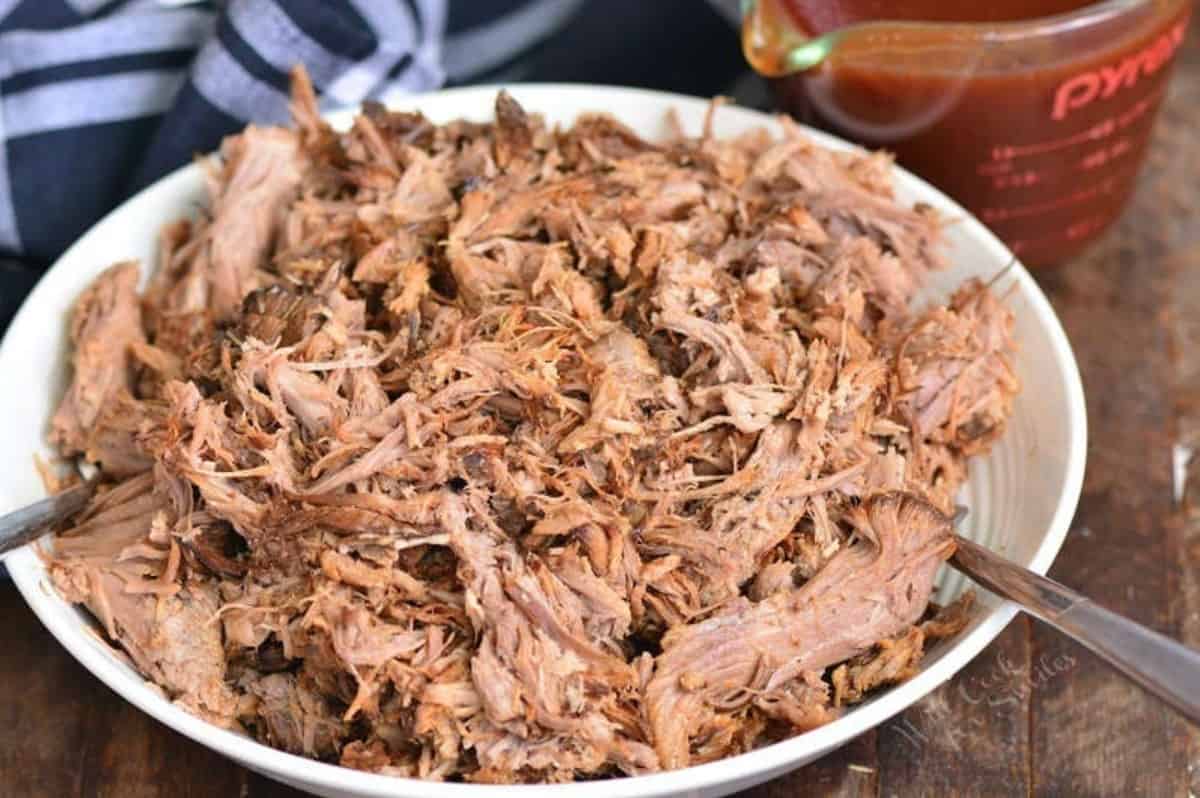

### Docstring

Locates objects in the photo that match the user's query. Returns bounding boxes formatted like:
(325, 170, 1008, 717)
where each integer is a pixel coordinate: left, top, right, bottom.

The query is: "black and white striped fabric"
(0, 0, 583, 267)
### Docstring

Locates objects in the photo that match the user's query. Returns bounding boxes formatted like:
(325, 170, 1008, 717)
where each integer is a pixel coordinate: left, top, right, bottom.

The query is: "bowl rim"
(1, 83, 1087, 798)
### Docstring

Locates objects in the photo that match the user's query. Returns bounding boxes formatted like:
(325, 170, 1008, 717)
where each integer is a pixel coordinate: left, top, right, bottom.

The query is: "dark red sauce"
(762, 0, 1192, 265)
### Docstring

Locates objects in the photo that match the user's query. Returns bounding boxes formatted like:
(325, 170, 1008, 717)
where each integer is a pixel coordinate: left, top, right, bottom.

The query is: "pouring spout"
(741, 0, 836, 76)
(743, 0, 1162, 79)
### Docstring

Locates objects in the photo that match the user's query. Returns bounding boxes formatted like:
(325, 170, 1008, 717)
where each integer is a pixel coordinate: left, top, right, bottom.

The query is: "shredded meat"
(44, 67, 1017, 783)
(49, 262, 145, 462)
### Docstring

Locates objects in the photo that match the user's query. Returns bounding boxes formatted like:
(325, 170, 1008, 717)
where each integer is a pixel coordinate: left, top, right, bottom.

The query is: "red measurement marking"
(987, 82, 1164, 167)
(991, 118, 1116, 162)
(1007, 214, 1113, 254)
(1116, 85, 1166, 130)
(980, 165, 1136, 222)
(1066, 215, 1110, 241)
(977, 160, 1014, 177)
(992, 170, 1042, 189)
(1079, 137, 1133, 171)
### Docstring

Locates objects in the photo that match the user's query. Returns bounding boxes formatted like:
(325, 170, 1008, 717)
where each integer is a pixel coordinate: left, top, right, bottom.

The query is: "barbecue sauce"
(752, 0, 1192, 265)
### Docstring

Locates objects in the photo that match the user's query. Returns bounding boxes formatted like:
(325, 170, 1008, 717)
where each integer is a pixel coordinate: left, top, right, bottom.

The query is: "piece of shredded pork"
(43, 67, 1015, 783)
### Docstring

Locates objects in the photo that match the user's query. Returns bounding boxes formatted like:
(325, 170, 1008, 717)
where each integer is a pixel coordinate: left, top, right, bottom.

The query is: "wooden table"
(3, 16, 1199, 798)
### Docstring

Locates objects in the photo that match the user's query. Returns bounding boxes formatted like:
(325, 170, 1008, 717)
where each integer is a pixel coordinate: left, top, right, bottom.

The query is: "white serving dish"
(0, 85, 1086, 798)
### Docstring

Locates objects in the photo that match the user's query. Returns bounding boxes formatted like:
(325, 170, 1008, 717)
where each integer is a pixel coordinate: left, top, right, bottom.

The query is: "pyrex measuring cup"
(744, 0, 1193, 266)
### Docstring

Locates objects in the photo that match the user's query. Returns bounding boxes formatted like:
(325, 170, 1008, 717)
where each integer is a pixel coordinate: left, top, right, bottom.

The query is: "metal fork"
(950, 509, 1200, 725)
(0, 479, 97, 558)
(3, 486, 1196, 725)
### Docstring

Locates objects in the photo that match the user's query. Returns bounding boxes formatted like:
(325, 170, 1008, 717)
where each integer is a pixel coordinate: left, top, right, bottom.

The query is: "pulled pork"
(44, 67, 1015, 783)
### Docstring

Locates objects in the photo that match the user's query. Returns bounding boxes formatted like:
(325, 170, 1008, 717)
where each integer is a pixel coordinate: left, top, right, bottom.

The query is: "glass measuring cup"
(743, 0, 1193, 266)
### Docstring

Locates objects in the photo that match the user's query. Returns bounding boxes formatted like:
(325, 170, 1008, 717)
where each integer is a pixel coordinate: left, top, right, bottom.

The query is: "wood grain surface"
(2, 14, 1198, 798)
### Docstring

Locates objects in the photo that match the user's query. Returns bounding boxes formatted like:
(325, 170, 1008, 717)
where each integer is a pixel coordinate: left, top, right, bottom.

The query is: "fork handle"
(0, 479, 96, 557)
(951, 534, 1200, 725)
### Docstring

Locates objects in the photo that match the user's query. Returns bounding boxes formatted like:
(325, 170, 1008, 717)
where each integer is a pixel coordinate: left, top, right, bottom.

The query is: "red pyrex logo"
(1052, 18, 1188, 121)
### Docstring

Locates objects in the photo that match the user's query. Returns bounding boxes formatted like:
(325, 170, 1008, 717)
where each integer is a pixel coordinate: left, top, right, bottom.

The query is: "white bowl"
(0, 85, 1086, 798)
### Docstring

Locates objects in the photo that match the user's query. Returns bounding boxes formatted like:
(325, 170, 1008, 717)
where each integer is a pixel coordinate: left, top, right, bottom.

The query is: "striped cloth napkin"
(0, 0, 449, 266)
